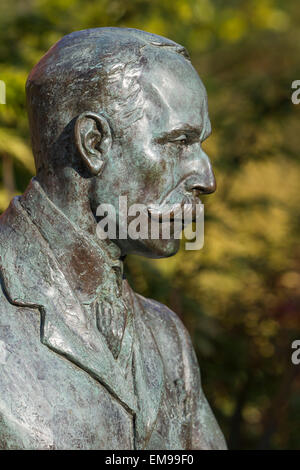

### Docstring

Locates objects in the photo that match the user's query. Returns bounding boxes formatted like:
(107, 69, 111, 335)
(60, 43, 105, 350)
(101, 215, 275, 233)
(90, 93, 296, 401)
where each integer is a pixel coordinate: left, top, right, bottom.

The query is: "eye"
(170, 134, 188, 145)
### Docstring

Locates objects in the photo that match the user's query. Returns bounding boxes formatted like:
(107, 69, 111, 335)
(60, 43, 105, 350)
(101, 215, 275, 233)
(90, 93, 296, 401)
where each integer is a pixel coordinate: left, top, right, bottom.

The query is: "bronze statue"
(0, 27, 226, 449)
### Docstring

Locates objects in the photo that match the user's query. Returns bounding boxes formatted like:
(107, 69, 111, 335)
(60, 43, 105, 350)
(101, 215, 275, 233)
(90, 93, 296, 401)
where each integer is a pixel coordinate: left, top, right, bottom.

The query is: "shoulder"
(137, 294, 191, 343)
(0, 197, 34, 276)
(136, 293, 200, 382)
(137, 294, 227, 450)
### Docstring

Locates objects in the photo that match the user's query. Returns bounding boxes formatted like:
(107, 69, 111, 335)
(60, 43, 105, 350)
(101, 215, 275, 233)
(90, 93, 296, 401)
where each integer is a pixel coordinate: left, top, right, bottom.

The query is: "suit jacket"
(0, 179, 226, 450)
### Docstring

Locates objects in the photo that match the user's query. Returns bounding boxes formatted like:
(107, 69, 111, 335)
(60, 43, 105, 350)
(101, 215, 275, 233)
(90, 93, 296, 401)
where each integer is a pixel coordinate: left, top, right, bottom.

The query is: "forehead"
(140, 52, 209, 132)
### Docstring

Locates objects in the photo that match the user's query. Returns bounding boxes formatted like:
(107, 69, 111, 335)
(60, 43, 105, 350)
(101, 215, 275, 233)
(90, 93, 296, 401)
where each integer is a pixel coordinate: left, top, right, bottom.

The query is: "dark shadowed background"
(0, 0, 299, 450)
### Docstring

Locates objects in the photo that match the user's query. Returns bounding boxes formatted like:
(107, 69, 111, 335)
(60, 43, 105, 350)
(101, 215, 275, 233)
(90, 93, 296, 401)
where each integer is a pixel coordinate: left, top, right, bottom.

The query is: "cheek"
(123, 143, 166, 193)
(134, 154, 173, 204)
(140, 141, 176, 177)
(111, 138, 178, 204)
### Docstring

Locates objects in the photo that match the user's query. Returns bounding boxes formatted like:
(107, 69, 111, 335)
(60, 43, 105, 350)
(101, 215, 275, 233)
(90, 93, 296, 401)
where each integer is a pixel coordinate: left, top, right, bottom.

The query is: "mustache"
(147, 192, 202, 222)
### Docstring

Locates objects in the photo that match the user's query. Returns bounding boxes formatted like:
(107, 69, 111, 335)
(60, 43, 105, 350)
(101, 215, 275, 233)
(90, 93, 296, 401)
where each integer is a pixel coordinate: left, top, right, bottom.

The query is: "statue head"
(26, 27, 215, 258)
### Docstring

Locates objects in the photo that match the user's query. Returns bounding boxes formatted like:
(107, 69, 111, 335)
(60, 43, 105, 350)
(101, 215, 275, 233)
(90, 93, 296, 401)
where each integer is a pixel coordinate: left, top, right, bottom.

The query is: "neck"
(37, 167, 98, 236)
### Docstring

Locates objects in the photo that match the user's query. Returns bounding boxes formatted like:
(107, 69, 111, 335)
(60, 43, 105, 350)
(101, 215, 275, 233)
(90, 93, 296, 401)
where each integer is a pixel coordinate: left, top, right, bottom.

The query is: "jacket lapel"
(130, 292, 165, 449)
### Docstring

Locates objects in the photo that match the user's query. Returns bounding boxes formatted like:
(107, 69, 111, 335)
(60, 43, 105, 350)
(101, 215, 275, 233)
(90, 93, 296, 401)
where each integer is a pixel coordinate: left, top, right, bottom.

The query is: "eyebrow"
(154, 124, 200, 142)
(154, 121, 211, 143)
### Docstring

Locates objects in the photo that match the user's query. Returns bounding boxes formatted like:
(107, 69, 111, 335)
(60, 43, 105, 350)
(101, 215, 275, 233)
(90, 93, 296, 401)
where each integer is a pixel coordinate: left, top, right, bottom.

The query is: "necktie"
(95, 293, 128, 359)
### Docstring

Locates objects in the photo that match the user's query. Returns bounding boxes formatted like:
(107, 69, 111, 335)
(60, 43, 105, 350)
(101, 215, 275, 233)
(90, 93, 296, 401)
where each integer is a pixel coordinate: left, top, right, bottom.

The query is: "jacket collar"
(20, 178, 123, 305)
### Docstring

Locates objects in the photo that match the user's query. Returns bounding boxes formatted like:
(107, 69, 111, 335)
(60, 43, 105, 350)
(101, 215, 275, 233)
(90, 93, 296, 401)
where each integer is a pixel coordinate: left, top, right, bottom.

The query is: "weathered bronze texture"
(0, 27, 226, 449)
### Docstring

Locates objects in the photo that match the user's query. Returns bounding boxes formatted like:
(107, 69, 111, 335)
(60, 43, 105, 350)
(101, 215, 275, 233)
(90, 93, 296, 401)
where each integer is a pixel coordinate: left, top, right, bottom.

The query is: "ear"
(75, 111, 112, 175)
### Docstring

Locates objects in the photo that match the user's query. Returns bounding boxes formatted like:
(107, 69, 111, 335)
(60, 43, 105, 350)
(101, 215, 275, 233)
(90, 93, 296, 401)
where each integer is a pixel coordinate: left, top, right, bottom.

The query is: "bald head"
(26, 27, 190, 174)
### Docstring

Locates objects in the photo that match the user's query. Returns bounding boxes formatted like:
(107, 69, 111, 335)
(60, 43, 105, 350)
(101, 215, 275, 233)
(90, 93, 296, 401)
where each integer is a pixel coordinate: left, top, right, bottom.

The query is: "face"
(92, 52, 216, 258)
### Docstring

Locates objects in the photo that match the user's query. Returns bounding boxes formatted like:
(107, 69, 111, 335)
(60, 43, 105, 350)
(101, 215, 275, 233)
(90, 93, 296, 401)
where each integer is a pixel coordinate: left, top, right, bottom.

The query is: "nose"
(187, 179, 216, 195)
(184, 152, 216, 195)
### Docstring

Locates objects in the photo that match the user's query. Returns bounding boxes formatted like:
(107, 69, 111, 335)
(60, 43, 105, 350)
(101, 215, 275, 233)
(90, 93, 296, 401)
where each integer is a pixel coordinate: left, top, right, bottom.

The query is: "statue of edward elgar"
(0, 27, 226, 450)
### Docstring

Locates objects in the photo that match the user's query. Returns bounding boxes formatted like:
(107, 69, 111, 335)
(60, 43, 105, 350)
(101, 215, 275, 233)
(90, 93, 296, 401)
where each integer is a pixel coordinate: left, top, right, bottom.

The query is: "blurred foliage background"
(0, 0, 299, 449)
